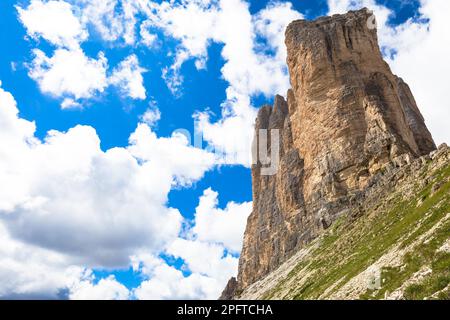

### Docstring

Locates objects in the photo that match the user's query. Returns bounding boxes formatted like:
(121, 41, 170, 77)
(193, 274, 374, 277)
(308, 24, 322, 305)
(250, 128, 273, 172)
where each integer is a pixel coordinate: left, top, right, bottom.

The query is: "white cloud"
(0, 81, 222, 298)
(167, 239, 237, 283)
(1, 78, 251, 300)
(109, 54, 147, 100)
(133, 258, 221, 300)
(61, 98, 82, 109)
(0, 193, 129, 300)
(145, 0, 296, 97)
(130, 184, 251, 300)
(132, 239, 238, 300)
(0, 222, 73, 299)
(27, 49, 148, 105)
(218, 0, 300, 98)
(131, 238, 237, 300)
(4, 0, 449, 300)
(68, 270, 130, 300)
(1, 128, 182, 267)
(17, 0, 87, 49)
(143, 0, 218, 67)
(18, 1, 147, 106)
(327, 0, 450, 145)
(195, 90, 256, 166)
(160, 49, 191, 96)
(143, 0, 301, 165)
(28, 48, 108, 103)
(0, 85, 38, 213)
(140, 104, 161, 128)
(139, 20, 158, 47)
(192, 188, 251, 253)
(0, 83, 215, 276)
(78, 0, 138, 45)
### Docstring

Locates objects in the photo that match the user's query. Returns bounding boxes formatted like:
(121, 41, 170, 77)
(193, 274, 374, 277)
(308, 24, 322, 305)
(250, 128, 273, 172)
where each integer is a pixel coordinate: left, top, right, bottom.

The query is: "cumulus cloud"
(161, 50, 190, 96)
(25, 46, 149, 106)
(167, 239, 238, 282)
(1, 71, 251, 299)
(0, 82, 215, 290)
(192, 188, 251, 253)
(5, 0, 449, 300)
(133, 257, 222, 300)
(133, 187, 251, 300)
(140, 103, 161, 128)
(139, 19, 158, 47)
(0, 83, 38, 212)
(327, 0, 450, 145)
(138, 0, 301, 165)
(28, 49, 148, 104)
(28, 48, 108, 105)
(61, 98, 82, 109)
(18, 0, 303, 125)
(133, 241, 237, 300)
(17, 0, 140, 47)
(133, 239, 239, 299)
(385, 0, 450, 145)
(109, 54, 147, 100)
(5, 1, 299, 298)
(0, 214, 130, 299)
(17, 0, 87, 48)
(0, 222, 73, 299)
(17, 1, 147, 106)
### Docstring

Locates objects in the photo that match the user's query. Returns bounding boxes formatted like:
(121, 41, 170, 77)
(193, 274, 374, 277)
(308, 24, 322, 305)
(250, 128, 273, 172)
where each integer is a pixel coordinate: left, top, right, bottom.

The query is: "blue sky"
(0, 0, 448, 299)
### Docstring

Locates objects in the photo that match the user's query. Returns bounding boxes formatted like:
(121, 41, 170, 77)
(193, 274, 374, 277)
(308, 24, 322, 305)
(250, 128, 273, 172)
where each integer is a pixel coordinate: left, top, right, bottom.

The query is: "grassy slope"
(259, 158, 450, 300)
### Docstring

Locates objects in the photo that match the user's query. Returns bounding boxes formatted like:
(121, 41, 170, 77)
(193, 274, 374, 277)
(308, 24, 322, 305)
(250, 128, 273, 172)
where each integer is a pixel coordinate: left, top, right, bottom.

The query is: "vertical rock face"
(230, 8, 436, 293)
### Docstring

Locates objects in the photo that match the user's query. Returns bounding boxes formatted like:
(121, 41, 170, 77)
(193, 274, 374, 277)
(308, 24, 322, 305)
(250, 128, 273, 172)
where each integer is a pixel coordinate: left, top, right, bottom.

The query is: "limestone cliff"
(221, 8, 441, 299)
(236, 143, 450, 300)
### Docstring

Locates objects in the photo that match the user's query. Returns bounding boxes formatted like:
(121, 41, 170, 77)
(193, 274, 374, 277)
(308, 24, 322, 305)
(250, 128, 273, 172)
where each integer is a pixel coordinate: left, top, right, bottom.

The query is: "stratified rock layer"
(229, 8, 436, 294)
